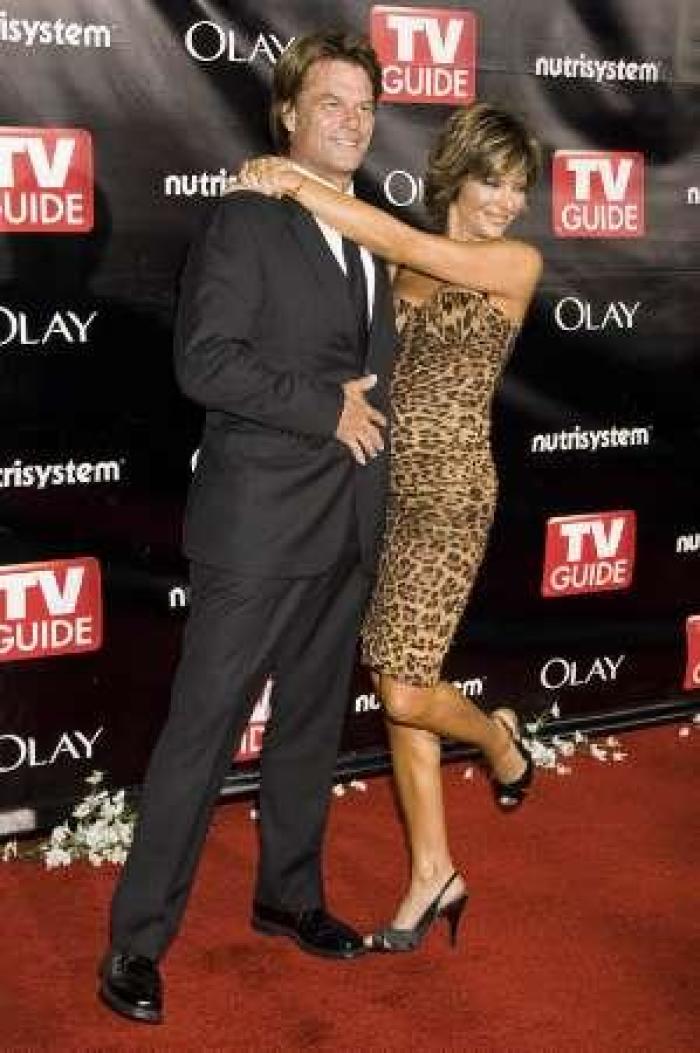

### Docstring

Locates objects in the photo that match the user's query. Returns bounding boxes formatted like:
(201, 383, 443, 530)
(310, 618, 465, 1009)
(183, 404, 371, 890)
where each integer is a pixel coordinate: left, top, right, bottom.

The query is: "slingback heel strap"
(365, 871, 469, 953)
(491, 709, 534, 810)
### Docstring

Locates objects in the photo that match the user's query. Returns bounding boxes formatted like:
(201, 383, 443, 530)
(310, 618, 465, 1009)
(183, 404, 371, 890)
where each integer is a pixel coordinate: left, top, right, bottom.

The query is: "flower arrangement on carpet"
(461, 703, 699, 782)
(523, 700, 629, 774)
(1, 770, 135, 868)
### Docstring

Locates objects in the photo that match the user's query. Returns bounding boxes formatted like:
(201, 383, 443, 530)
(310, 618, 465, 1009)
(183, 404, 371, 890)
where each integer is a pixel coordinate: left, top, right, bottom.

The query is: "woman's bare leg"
(368, 670, 526, 931)
(385, 720, 466, 928)
(380, 674, 527, 785)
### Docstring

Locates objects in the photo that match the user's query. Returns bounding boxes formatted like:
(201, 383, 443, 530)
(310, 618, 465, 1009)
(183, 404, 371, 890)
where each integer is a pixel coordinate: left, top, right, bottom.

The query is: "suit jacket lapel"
(284, 199, 356, 337)
(284, 201, 395, 377)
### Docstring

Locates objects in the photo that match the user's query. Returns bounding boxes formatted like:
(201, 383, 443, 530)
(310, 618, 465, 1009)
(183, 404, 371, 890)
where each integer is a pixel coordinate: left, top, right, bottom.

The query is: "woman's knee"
(380, 676, 432, 724)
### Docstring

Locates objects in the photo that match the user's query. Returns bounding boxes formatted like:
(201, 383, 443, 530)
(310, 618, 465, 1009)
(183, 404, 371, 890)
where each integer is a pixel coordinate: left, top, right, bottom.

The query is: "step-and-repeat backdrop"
(0, 1, 697, 829)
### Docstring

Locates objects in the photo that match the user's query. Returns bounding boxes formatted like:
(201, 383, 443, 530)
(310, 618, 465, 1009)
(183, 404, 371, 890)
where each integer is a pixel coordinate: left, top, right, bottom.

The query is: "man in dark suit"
(99, 31, 396, 1024)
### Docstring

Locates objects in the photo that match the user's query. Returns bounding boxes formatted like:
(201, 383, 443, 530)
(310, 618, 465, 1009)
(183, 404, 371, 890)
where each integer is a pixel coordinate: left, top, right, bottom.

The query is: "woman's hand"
(227, 156, 305, 199)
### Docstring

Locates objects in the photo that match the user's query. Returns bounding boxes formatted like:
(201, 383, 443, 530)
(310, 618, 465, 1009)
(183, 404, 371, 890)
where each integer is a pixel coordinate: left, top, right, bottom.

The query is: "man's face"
(283, 59, 376, 188)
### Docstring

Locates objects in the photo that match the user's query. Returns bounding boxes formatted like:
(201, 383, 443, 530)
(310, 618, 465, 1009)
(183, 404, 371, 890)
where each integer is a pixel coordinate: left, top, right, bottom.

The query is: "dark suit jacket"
(174, 192, 397, 578)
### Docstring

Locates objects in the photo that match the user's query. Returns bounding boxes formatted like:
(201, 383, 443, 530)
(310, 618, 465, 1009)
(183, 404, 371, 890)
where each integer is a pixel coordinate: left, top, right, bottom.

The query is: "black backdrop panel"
(0, 1, 698, 826)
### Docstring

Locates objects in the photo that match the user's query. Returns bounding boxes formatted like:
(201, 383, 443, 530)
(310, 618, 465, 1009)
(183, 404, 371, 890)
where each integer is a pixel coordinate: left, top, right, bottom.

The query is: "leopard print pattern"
(361, 286, 518, 686)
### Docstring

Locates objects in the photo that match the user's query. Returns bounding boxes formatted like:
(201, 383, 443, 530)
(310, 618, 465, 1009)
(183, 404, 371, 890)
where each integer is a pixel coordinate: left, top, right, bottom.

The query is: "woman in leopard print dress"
(239, 103, 542, 951)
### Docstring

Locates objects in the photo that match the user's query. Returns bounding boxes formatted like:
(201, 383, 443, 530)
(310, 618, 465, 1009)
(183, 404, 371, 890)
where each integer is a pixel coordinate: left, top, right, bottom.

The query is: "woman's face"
(450, 168, 528, 240)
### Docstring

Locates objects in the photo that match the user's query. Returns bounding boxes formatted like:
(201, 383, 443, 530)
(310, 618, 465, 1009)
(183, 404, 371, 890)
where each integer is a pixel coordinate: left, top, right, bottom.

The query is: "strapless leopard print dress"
(361, 286, 519, 686)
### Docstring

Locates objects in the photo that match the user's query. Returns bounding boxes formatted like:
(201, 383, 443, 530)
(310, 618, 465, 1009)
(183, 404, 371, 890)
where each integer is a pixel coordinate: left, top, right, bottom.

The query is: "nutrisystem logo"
(552, 150, 644, 238)
(355, 675, 484, 714)
(0, 457, 122, 490)
(676, 533, 700, 555)
(0, 10, 112, 48)
(541, 511, 636, 597)
(531, 425, 651, 455)
(371, 6, 476, 103)
(534, 53, 661, 83)
(355, 691, 382, 713)
(163, 169, 230, 198)
(168, 585, 190, 610)
(0, 127, 93, 232)
(0, 557, 102, 662)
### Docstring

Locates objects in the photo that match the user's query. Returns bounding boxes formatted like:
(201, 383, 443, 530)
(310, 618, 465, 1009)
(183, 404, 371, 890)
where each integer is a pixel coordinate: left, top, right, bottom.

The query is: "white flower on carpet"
(521, 701, 567, 771)
(526, 739, 558, 770)
(0, 771, 136, 868)
(45, 846, 73, 869)
(332, 780, 372, 798)
(589, 744, 609, 762)
(519, 700, 634, 774)
(2, 840, 18, 862)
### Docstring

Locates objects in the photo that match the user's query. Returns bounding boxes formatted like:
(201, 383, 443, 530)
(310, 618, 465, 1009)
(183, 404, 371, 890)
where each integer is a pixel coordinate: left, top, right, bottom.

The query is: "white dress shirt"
(313, 187, 375, 322)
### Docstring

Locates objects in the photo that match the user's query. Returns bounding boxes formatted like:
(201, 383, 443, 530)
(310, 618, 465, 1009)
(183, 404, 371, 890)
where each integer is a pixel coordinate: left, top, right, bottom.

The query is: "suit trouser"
(109, 556, 369, 961)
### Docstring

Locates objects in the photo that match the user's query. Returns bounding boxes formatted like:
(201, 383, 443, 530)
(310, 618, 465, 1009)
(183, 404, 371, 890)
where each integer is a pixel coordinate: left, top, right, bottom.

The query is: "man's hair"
(424, 102, 541, 229)
(270, 30, 383, 152)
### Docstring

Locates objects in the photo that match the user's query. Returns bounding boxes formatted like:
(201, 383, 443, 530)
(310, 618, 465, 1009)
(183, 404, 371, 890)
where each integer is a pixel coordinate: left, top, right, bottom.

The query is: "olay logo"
(541, 512, 636, 597)
(370, 6, 476, 103)
(553, 297, 641, 332)
(0, 728, 104, 774)
(0, 305, 98, 348)
(0, 128, 93, 232)
(0, 558, 102, 661)
(184, 23, 293, 65)
(552, 151, 644, 237)
(683, 616, 700, 690)
(540, 654, 625, 690)
(235, 677, 272, 761)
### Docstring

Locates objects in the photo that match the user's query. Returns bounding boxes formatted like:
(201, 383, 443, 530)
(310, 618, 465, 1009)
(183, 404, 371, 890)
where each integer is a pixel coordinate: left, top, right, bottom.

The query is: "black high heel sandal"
(365, 871, 469, 953)
(491, 708, 534, 811)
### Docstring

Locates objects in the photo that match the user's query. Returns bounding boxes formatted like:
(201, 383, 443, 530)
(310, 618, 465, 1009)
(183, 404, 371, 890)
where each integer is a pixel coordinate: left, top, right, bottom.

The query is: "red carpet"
(0, 724, 697, 1051)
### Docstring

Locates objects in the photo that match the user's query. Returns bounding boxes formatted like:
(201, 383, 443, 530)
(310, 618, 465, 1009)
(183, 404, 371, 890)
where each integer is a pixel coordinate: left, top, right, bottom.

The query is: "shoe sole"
(251, 917, 366, 959)
(98, 983, 163, 1024)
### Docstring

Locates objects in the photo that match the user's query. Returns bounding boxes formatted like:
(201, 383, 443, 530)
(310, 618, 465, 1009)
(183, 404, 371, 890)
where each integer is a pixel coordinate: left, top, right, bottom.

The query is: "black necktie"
(342, 236, 369, 350)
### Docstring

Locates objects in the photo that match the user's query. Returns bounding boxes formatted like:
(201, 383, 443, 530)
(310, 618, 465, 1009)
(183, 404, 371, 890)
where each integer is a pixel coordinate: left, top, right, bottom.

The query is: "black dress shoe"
(251, 902, 365, 959)
(98, 950, 163, 1024)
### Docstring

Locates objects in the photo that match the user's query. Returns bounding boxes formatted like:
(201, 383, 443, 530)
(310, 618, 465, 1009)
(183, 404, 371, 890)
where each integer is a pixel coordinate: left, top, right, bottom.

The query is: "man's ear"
(281, 102, 296, 134)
